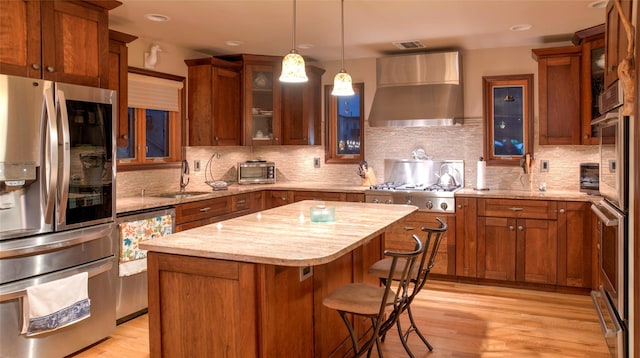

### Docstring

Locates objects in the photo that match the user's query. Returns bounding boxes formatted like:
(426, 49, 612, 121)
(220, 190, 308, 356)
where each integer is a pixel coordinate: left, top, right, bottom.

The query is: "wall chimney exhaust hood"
(368, 51, 463, 127)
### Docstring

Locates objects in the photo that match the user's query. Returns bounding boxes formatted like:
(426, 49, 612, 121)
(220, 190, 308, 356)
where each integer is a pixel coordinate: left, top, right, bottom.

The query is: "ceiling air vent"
(392, 40, 425, 50)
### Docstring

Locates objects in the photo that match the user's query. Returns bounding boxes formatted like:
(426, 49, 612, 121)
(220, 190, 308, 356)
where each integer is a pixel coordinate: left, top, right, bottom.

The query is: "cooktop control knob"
(385, 199, 393, 204)
(372, 198, 380, 204)
(405, 196, 413, 205)
(440, 202, 448, 211)
(425, 201, 433, 210)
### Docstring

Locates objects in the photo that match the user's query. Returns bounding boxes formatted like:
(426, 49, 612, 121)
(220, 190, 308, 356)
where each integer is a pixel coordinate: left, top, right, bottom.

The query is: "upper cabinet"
(0, 0, 120, 87)
(185, 57, 242, 146)
(604, 0, 633, 89)
(108, 30, 137, 149)
(532, 24, 604, 146)
(217, 54, 324, 146)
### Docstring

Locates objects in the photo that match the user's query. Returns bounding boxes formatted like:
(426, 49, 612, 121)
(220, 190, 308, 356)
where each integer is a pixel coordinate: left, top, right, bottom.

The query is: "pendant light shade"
(280, 0, 308, 83)
(331, 0, 354, 96)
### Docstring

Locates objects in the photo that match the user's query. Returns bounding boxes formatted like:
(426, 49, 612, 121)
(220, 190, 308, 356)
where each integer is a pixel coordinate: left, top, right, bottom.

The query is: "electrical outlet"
(313, 157, 321, 168)
(540, 160, 549, 172)
(194, 160, 201, 171)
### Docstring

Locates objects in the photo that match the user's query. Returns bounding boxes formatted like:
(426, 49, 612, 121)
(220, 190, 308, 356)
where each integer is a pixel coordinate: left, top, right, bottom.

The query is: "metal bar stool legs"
(323, 235, 424, 358)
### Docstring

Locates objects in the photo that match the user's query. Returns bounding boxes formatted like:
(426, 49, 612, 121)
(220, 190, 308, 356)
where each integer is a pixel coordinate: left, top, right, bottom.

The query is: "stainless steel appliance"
(237, 160, 276, 184)
(590, 80, 629, 358)
(365, 159, 464, 213)
(0, 74, 116, 358)
(116, 207, 175, 323)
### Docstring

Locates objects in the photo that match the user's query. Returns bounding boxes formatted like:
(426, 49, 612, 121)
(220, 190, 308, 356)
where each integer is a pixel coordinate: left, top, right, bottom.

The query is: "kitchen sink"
(152, 191, 211, 199)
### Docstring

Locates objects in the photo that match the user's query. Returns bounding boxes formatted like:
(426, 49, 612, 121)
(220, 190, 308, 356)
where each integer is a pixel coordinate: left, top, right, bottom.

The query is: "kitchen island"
(139, 200, 417, 357)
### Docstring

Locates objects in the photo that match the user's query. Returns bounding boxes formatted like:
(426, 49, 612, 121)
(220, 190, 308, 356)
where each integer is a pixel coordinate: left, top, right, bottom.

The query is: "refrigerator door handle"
(43, 84, 58, 225)
(56, 88, 71, 225)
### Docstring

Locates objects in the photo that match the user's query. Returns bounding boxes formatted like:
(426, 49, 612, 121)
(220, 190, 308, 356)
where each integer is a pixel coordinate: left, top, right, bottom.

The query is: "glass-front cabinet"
(245, 63, 281, 145)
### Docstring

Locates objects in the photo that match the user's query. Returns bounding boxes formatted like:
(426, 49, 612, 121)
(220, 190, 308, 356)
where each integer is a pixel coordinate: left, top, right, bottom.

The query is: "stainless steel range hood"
(369, 51, 463, 127)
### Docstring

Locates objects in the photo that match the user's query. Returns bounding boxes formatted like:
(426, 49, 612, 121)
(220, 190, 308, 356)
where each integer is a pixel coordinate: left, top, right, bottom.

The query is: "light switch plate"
(313, 157, 321, 168)
(194, 160, 201, 171)
(540, 160, 549, 172)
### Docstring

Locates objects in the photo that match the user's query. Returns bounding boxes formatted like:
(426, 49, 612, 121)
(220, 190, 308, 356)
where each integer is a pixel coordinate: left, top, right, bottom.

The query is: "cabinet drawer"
(231, 193, 251, 211)
(175, 196, 230, 225)
(478, 199, 557, 220)
(293, 191, 346, 202)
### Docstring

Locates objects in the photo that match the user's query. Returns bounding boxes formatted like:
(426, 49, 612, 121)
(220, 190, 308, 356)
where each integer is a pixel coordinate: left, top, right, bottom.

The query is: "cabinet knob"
(509, 225, 515, 231)
(215, 136, 219, 141)
(518, 226, 524, 231)
(457, 204, 462, 209)
(559, 209, 565, 214)
(281, 196, 287, 201)
(46, 66, 55, 73)
(583, 134, 589, 139)
(32, 64, 40, 70)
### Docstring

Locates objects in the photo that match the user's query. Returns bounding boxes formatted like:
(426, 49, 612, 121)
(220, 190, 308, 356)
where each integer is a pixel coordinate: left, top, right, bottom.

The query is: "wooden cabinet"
(533, 25, 604, 145)
(185, 57, 242, 146)
(604, 0, 633, 88)
(0, 0, 119, 87)
(557, 201, 593, 288)
(264, 190, 294, 209)
(108, 30, 137, 149)
(383, 211, 455, 276)
(217, 54, 324, 146)
(533, 46, 582, 145)
(281, 66, 325, 145)
(293, 190, 346, 202)
(477, 199, 558, 285)
(455, 196, 478, 278)
(174, 193, 260, 231)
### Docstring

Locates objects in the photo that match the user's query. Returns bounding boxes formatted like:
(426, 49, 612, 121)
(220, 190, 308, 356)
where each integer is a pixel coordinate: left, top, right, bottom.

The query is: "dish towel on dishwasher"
(21, 272, 90, 336)
(119, 214, 173, 277)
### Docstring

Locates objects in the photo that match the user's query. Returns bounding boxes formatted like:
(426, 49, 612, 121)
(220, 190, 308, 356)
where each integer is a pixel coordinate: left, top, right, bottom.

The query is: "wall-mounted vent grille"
(392, 40, 425, 49)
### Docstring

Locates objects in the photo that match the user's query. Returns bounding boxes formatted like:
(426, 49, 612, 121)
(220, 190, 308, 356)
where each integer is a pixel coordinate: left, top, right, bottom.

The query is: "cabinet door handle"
(509, 226, 515, 231)
(559, 208, 565, 214)
(32, 63, 40, 70)
(403, 226, 415, 231)
(509, 207, 523, 211)
(46, 66, 55, 73)
(518, 226, 524, 231)
(199, 207, 211, 212)
(236, 199, 246, 205)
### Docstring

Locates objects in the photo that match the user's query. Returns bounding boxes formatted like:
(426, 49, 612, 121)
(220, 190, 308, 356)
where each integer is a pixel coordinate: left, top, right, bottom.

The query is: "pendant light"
(280, 0, 308, 83)
(331, 0, 354, 96)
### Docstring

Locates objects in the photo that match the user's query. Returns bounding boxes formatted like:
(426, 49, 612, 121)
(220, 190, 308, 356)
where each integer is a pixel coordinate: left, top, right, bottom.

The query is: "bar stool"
(322, 235, 424, 357)
(368, 217, 448, 357)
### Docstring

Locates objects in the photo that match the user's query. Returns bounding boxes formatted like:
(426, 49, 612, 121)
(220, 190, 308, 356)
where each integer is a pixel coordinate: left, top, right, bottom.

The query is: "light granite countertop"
(139, 200, 417, 266)
(456, 188, 600, 202)
(117, 183, 598, 214)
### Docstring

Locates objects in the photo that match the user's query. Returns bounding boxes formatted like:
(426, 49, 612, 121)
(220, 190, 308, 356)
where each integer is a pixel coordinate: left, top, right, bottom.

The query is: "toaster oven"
(237, 161, 275, 184)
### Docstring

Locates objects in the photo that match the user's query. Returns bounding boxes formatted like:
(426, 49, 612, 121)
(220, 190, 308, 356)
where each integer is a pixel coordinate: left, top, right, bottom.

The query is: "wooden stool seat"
(322, 283, 395, 316)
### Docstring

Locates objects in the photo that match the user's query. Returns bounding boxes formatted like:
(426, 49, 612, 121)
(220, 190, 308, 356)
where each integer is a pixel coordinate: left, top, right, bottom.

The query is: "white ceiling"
(108, 0, 607, 63)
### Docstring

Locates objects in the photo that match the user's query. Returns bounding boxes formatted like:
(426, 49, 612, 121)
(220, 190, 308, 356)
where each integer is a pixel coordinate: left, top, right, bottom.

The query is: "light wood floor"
(70, 280, 609, 357)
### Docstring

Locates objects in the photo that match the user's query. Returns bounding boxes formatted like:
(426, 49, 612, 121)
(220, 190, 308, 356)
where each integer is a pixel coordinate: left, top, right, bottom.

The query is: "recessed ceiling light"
(510, 24, 532, 32)
(225, 40, 243, 47)
(298, 44, 314, 49)
(588, 1, 607, 8)
(145, 13, 170, 22)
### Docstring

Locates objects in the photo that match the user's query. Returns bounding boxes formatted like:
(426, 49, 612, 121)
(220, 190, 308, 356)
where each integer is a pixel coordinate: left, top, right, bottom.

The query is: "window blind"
(128, 73, 183, 112)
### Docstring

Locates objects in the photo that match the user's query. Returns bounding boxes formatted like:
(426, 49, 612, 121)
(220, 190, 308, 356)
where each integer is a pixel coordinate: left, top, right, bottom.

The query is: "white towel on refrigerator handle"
(21, 272, 91, 336)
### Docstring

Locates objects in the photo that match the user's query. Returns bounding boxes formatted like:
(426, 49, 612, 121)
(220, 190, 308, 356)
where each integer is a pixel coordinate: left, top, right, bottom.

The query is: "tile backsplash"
(116, 118, 598, 198)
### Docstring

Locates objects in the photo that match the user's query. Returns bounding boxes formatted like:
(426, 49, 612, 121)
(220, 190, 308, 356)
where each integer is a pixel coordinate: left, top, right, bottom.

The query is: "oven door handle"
(0, 226, 112, 259)
(590, 204, 618, 227)
(0, 258, 112, 302)
(590, 291, 622, 338)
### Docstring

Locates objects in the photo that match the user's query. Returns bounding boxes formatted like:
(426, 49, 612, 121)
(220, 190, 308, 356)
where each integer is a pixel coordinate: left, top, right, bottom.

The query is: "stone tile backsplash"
(116, 118, 598, 198)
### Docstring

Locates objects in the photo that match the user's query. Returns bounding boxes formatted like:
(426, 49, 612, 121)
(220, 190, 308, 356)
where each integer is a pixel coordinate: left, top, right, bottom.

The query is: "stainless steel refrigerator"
(0, 74, 117, 358)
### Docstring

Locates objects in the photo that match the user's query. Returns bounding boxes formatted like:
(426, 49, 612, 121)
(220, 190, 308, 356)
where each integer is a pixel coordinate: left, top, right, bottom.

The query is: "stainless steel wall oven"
(590, 80, 629, 358)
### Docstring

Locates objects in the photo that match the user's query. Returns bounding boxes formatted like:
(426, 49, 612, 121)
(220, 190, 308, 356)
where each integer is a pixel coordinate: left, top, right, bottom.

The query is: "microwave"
(237, 161, 276, 184)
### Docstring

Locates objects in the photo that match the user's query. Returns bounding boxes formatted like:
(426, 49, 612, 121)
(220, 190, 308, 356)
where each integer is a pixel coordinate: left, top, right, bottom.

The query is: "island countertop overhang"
(139, 200, 418, 266)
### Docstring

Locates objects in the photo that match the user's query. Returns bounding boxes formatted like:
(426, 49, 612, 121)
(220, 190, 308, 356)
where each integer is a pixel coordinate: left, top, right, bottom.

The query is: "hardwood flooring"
(70, 280, 608, 357)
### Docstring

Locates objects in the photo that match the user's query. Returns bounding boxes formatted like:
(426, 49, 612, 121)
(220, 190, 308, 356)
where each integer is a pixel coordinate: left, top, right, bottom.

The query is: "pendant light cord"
(340, 0, 345, 70)
(292, 0, 297, 50)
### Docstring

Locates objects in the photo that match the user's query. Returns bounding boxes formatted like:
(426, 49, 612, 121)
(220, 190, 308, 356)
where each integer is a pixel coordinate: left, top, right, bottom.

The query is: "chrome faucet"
(180, 160, 190, 192)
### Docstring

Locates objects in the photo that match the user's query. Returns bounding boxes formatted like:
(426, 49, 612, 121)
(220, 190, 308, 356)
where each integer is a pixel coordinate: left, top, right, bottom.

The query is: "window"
(117, 68, 184, 169)
(324, 83, 365, 164)
(482, 74, 534, 166)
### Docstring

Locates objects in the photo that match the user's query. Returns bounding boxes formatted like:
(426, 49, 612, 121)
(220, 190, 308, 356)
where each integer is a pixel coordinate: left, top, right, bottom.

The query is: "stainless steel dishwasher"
(115, 207, 175, 323)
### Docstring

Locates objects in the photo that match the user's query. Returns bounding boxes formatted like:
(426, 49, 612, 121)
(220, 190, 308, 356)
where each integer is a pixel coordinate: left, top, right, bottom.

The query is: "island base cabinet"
(146, 236, 383, 358)
(147, 252, 259, 358)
